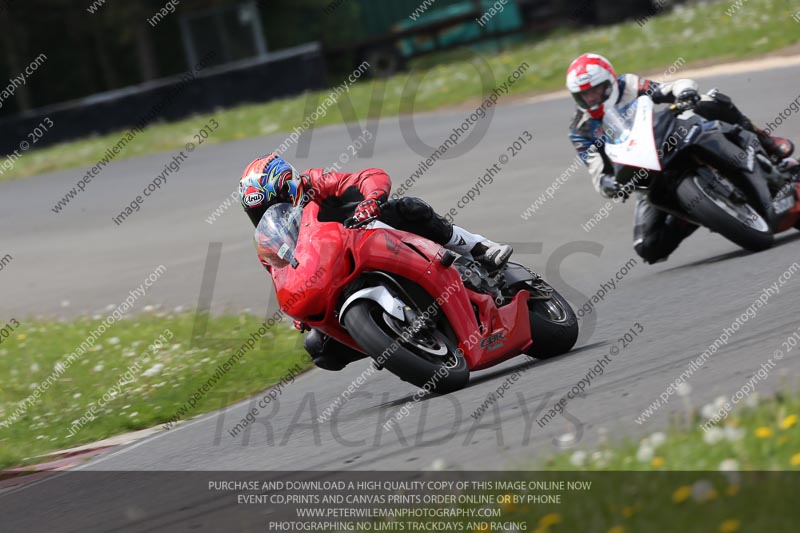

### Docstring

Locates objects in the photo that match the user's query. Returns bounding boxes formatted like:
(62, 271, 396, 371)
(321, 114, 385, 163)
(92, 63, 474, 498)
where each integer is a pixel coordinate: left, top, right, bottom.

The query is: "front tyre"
(525, 287, 578, 359)
(677, 173, 773, 252)
(344, 301, 470, 393)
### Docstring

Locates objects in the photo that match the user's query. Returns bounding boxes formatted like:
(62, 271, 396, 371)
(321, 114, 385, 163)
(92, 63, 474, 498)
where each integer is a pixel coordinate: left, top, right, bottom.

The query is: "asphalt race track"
(2, 60, 800, 529)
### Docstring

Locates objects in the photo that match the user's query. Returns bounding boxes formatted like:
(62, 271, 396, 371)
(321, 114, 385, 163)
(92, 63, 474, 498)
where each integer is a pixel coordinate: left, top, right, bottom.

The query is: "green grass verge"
(0, 312, 309, 470)
(543, 388, 800, 471)
(3, 0, 798, 182)
(370, 391, 800, 533)
(491, 388, 800, 531)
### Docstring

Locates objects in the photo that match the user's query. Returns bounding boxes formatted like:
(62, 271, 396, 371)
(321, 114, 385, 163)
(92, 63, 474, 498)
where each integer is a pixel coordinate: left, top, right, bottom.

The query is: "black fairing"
(679, 119, 773, 219)
(613, 106, 778, 226)
(503, 262, 537, 287)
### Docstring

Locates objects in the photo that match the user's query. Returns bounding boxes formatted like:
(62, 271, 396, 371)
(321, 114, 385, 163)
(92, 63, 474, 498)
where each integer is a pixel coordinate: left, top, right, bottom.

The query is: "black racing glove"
(599, 174, 619, 199)
(676, 88, 700, 108)
(599, 174, 633, 202)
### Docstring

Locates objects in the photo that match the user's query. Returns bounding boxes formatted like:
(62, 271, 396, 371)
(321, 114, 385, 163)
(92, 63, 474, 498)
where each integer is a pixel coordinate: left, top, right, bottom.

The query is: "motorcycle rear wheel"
(344, 300, 470, 393)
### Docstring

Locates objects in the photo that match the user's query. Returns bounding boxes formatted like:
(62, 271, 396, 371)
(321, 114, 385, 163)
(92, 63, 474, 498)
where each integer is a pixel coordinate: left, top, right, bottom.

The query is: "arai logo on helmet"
(244, 191, 264, 207)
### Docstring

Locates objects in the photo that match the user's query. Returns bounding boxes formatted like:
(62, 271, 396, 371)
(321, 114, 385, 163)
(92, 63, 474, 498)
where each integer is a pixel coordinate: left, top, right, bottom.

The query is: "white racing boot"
(445, 226, 513, 271)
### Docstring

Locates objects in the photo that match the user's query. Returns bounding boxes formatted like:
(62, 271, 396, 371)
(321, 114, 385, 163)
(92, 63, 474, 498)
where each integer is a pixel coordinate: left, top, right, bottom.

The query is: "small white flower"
(649, 432, 666, 448)
(108, 337, 120, 345)
(143, 305, 155, 312)
(676, 382, 691, 396)
(36, 435, 46, 440)
(30, 363, 40, 372)
(93, 364, 104, 372)
(129, 412, 139, 418)
(591, 450, 611, 467)
(701, 403, 718, 420)
(719, 459, 739, 471)
(703, 427, 724, 445)
(73, 393, 82, 399)
(636, 444, 654, 463)
(429, 459, 447, 471)
(555, 432, 577, 448)
(722, 467, 741, 487)
(744, 392, 759, 408)
(713, 395, 727, 409)
(142, 364, 164, 377)
(723, 425, 744, 442)
(569, 450, 587, 467)
(691, 480, 713, 502)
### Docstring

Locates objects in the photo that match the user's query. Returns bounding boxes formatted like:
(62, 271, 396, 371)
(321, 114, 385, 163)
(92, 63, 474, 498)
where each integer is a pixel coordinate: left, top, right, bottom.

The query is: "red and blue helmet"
(239, 153, 305, 226)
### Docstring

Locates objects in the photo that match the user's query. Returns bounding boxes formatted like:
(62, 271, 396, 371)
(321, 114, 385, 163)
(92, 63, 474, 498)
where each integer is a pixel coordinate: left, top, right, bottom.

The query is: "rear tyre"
(344, 301, 469, 393)
(677, 174, 773, 252)
(525, 286, 579, 359)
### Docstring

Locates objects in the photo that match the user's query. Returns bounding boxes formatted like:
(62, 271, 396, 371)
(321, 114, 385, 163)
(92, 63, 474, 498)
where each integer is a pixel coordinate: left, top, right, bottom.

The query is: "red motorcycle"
(256, 202, 578, 393)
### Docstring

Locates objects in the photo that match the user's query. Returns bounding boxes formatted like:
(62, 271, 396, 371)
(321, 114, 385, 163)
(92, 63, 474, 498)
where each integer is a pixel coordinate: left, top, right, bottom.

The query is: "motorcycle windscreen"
(254, 203, 302, 269)
(603, 96, 662, 171)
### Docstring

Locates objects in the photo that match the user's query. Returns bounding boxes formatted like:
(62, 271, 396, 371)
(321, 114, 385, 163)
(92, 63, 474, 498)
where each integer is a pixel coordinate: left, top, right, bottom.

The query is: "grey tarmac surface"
(1, 60, 800, 530)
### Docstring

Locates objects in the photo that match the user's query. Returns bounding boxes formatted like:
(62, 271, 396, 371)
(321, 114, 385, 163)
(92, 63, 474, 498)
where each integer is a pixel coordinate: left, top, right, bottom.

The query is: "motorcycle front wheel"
(677, 173, 773, 252)
(344, 300, 470, 394)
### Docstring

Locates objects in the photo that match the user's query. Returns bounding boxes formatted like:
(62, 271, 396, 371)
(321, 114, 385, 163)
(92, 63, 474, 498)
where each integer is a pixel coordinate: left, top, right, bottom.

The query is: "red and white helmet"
(566, 53, 619, 119)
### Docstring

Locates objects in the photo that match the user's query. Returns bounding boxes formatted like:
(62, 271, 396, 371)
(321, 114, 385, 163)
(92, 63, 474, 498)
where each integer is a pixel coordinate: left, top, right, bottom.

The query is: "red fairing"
(302, 168, 391, 202)
(774, 183, 800, 232)
(269, 202, 533, 370)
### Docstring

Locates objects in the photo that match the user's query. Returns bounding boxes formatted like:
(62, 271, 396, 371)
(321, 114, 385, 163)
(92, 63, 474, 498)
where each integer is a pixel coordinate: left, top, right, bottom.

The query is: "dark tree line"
(0, 0, 669, 116)
(0, 0, 356, 116)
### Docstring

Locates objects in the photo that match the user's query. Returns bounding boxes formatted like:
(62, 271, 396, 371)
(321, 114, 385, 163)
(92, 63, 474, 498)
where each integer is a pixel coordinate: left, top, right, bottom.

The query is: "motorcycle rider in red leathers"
(567, 53, 796, 264)
(240, 153, 512, 370)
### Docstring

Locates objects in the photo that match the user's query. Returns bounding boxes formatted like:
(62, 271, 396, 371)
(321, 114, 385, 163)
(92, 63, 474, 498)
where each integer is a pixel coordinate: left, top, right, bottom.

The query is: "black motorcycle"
(602, 95, 800, 251)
